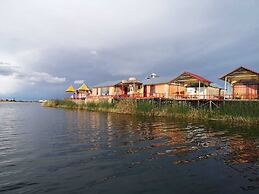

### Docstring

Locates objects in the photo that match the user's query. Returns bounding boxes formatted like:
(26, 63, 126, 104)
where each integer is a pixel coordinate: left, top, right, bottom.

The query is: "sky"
(0, 0, 258, 100)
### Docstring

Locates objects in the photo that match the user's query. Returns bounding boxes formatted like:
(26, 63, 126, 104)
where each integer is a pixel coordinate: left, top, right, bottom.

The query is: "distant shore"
(0, 100, 39, 103)
(43, 100, 259, 126)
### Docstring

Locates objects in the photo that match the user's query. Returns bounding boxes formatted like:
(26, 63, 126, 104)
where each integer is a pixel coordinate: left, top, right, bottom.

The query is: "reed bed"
(43, 99, 259, 125)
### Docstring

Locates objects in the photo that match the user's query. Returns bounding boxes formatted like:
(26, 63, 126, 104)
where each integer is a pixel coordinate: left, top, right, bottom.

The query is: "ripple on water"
(0, 103, 259, 194)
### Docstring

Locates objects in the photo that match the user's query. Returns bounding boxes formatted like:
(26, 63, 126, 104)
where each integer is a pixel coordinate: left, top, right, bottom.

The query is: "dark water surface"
(0, 102, 259, 194)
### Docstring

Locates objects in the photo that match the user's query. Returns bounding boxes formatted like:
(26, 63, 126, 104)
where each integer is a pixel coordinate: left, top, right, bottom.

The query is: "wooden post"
(177, 84, 179, 99)
(198, 80, 201, 99)
(224, 77, 227, 100)
(204, 84, 205, 99)
(231, 80, 233, 98)
(121, 83, 123, 96)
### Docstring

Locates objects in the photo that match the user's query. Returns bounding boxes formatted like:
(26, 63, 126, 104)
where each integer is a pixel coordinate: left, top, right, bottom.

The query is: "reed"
(216, 101, 259, 118)
(43, 99, 77, 108)
(43, 99, 259, 125)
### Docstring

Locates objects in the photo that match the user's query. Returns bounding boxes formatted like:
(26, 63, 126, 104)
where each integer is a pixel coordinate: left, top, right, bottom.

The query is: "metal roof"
(220, 66, 259, 81)
(93, 80, 121, 88)
(142, 77, 172, 85)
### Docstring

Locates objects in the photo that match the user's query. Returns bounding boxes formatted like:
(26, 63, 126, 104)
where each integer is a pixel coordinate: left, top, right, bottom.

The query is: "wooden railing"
(65, 93, 259, 101)
(222, 94, 259, 100)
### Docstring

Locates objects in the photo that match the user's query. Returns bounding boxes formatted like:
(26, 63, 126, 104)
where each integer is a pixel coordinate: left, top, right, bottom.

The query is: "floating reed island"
(44, 66, 259, 125)
(43, 99, 259, 125)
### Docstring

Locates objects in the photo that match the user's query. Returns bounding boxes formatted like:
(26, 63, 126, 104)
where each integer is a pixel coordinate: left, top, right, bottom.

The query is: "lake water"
(0, 102, 259, 194)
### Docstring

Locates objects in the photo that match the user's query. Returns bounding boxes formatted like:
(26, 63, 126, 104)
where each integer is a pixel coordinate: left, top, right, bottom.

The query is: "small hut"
(92, 77, 142, 98)
(220, 66, 259, 99)
(77, 83, 91, 99)
(142, 76, 171, 98)
(65, 85, 76, 99)
(114, 77, 142, 97)
(92, 80, 120, 97)
(170, 72, 221, 99)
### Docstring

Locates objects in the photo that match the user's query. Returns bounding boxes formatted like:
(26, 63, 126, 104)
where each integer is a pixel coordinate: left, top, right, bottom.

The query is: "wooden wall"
(233, 84, 258, 99)
(169, 84, 185, 97)
(144, 84, 169, 97)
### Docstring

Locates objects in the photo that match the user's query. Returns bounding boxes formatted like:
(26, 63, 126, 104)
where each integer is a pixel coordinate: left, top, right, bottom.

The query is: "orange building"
(220, 66, 259, 99)
(141, 77, 171, 98)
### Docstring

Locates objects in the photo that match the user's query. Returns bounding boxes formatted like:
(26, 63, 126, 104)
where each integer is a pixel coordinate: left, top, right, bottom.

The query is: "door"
(150, 85, 155, 96)
(124, 87, 128, 95)
(144, 86, 147, 97)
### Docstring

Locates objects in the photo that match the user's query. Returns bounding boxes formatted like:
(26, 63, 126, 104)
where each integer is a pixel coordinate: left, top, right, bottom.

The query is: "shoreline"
(43, 100, 259, 126)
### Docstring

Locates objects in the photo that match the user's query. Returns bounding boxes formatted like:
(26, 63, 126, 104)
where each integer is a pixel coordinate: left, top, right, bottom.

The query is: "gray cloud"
(0, 0, 259, 99)
(0, 62, 66, 84)
(0, 64, 17, 76)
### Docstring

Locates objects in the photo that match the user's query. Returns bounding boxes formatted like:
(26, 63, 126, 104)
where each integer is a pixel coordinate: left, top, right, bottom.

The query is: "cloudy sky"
(0, 0, 258, 99)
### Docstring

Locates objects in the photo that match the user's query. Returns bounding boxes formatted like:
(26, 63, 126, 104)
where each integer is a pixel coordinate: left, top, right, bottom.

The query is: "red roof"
(171, 71, 212, 83)
(184, 71, 212, 83)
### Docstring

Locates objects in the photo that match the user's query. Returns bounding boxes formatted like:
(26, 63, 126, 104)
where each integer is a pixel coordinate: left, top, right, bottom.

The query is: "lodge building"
(220, 66, 259, 99)
(170, 72, 222, 100)
(65, 66, 258, 101)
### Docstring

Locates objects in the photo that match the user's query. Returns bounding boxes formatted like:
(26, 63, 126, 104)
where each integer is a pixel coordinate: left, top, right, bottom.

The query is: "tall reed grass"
(43, 99, 259, 125)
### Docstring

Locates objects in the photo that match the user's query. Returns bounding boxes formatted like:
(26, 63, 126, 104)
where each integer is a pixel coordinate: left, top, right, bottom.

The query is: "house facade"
(220, 66, 259, 99)
(141, 77, 171, 98)
(91, 77, 142, 98)
(169, 72, 221, 99)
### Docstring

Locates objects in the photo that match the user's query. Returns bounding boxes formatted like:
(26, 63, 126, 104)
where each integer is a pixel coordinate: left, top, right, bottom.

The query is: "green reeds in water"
(43, 100, 116, 111)
(43, 99, 259, 124)
(43, 99, 77, 108)
(216, 101, 259, 118)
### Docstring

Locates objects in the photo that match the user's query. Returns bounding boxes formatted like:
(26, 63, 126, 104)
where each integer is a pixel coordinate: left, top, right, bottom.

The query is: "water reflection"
(228, 135, 259, 164)
(62, 109, 259, 192)
(1, 103, 259, 194)
(63, 109, 259, 166)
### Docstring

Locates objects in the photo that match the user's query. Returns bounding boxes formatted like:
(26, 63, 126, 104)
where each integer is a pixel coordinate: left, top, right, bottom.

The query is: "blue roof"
(141, 77, 172, 85)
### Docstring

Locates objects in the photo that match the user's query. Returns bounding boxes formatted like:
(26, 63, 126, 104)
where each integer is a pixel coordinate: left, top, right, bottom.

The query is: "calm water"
(0, 103, 259, 194)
